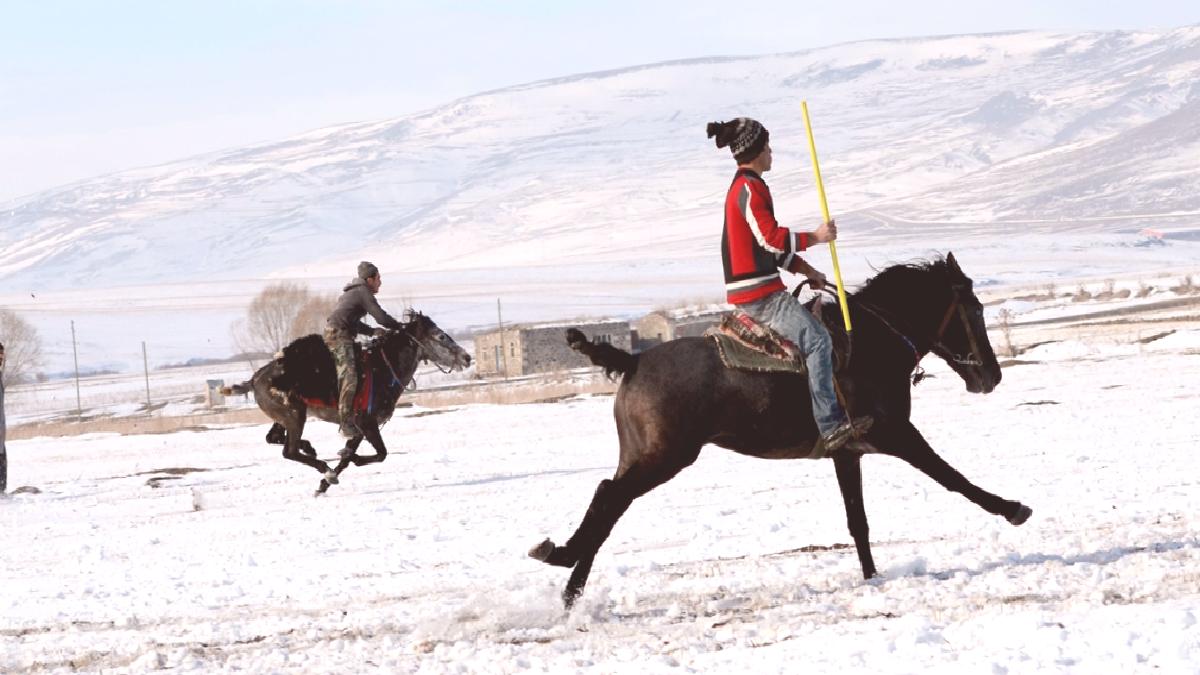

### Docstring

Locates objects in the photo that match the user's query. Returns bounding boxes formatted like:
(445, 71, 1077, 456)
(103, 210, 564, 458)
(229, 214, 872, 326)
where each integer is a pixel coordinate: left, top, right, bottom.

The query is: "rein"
(378, 344, 409, 389)
(933, 291, 984, 368)
(382, 325, 456, 382)
(832, 283, 985, 384)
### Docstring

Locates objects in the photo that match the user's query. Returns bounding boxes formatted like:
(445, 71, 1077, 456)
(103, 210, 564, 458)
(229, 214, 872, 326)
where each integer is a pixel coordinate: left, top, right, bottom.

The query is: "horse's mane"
(853, 256, 952, 305)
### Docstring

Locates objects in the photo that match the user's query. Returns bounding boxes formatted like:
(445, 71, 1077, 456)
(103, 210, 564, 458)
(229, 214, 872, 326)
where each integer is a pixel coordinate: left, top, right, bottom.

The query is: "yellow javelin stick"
(801, 101, 852, 333)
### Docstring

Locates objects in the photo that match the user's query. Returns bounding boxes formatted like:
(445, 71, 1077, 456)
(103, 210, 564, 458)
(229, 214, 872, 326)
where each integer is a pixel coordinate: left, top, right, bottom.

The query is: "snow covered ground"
(2, 330, 1197, 673)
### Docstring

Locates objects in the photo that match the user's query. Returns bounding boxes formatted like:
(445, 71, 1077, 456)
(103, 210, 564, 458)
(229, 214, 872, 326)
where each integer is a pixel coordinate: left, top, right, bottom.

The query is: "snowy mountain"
(3, 27, 1200, 292)
(2, 27, 1200, 373)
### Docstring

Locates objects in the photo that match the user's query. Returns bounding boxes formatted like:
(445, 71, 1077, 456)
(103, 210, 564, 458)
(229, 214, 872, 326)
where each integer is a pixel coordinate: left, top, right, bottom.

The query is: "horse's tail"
(219, 380, 253, 396)
(566, 328, 638, 380)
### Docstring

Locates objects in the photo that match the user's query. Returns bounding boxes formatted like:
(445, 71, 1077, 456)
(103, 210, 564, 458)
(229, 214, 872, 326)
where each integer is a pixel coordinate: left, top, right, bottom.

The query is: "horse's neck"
(371, 341, 420, 388)
(854, 281, 943, 350)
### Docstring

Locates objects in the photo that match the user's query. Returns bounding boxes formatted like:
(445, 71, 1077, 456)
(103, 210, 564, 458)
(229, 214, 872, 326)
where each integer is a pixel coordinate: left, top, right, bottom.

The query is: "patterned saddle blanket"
(705, 299, 846, 375)
(706, 311, 807, 375)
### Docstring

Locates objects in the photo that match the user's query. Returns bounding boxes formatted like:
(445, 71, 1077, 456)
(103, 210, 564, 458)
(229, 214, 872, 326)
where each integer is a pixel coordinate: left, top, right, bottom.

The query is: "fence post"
(71, 320, 82, 422)
(142, 341, 152, 414)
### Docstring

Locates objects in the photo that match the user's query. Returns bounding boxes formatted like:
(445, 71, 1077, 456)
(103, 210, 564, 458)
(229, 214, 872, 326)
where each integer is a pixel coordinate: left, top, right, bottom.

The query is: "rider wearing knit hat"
(707, 117, 770, 164)
(708, 117, 870, 455)
(325, 261, 403, 438)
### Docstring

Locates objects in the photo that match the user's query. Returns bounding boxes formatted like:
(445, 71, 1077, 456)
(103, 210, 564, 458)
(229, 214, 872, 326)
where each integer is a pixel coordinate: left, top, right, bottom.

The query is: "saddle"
(276, 334, 380, 413)
(706, 297, 849, 375)
(300, 345, 379, 412)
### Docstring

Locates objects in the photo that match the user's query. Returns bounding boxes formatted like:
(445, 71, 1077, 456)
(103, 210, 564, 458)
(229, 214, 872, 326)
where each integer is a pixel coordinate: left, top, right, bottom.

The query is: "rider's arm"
(786, 256, 816, 276)
(742, 179, 806, 264)
(359, 287, 404, 330)
(785, 256, 828, 288)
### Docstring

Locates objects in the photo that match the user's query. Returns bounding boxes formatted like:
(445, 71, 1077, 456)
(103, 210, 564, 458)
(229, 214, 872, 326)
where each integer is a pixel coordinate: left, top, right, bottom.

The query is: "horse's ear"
(404, 308, 416, 323)
(946, 251, 962, 276)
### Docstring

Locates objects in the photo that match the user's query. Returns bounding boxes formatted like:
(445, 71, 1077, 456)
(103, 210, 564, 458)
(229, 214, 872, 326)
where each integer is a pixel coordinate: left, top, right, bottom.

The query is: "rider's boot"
(815, 415, 874, 456)
(337, 411, 359, 439)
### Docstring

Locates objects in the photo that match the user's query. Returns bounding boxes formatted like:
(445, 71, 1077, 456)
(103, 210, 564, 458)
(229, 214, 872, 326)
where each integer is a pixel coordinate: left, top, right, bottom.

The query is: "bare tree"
(289, 293, 338, 340)
(233, 282, 317, 354)
(0, 309, 44, 385)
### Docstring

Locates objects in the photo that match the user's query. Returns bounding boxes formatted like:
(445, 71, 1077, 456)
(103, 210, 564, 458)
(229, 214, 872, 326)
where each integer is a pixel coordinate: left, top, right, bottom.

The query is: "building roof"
(645, 304, 731, 321)
(474, 317, 630, 336)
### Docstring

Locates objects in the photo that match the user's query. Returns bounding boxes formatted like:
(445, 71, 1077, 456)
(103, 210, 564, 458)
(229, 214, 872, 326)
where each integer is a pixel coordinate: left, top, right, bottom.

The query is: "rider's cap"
(357, 261, 379, 280)
(706, 118, 769, 163)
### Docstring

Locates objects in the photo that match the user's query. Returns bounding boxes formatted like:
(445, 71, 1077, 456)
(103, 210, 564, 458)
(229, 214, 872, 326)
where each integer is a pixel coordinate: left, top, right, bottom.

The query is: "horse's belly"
(307, 406, 339, 424)
(714, 436, 820, 460)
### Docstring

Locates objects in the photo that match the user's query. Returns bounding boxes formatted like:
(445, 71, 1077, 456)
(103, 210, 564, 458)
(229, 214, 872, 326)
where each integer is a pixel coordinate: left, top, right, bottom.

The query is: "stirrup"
(817, 416, 874, 456)
(338, 417, 359, 438)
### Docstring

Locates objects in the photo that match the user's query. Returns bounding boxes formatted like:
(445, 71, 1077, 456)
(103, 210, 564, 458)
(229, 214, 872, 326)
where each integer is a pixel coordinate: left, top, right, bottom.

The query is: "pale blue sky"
(1, 1, 1196, 201)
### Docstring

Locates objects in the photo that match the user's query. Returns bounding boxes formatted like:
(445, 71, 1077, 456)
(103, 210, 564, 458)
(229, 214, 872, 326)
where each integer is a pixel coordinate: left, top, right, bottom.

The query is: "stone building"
(631, 306, 728, 352)
(473, 320, 632, 378)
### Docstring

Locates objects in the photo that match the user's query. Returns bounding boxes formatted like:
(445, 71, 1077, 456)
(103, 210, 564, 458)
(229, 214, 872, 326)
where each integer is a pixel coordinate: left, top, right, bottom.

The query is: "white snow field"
(2, 335, 1198, 673)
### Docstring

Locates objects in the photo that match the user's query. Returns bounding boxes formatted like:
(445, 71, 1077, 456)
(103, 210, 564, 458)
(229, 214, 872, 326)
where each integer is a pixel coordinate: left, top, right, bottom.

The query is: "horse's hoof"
(562, 586, 583, 610)
(528, 539, 556, 562)
(1008, 504, 1032, 526)
(324, 471, 339, 485)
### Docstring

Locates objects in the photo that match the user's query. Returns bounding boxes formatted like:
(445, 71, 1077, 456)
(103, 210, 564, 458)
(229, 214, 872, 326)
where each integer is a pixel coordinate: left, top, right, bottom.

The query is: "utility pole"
(497, 298, 508, 380)
(71, 320, 82, 422)
(142, 341, 152, 414)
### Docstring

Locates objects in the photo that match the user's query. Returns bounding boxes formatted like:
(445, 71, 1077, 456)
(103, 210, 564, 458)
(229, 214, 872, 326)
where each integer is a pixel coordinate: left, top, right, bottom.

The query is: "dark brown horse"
(222, 310, 471, 495)
(530, 253, 1032, 608)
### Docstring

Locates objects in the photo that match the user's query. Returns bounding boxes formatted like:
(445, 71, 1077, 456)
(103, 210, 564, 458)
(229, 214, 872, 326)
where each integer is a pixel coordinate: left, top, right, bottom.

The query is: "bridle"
(381, 323, 457, 378)
(831, 282, 985, 384)
(931, 286, 985, 368)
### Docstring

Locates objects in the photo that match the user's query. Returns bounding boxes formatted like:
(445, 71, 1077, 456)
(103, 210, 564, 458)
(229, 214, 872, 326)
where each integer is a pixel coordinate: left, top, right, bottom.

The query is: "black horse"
(530, 253, 1032, 608)
(222, 310, 471, 495)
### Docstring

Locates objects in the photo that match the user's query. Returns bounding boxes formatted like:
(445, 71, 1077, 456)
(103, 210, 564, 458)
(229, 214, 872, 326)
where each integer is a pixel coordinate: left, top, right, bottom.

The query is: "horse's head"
(396, 309, 472, 372)
(928, 252, 1001, 394)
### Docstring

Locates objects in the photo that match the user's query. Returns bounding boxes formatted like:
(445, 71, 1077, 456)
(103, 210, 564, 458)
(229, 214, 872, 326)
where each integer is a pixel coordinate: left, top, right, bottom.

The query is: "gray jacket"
(326, 279, 403, 336)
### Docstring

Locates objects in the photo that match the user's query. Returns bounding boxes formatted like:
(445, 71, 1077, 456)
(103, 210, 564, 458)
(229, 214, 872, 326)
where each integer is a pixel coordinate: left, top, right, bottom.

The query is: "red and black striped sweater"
(721, 168, 810, 305)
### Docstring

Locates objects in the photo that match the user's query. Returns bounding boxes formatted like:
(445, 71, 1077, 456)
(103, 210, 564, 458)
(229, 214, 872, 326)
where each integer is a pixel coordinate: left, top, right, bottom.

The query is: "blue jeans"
(739, 291, 846, 435)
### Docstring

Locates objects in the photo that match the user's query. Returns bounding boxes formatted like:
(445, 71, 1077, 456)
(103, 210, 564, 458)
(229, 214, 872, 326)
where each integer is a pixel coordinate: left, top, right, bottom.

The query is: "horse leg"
(833, 453, 877, 579)
(314, 434, 362, 496)
(316, 420, 387, 495)
(265, 422, 286, 446)
(348, 418, 387, 466)
(882, 421, 1032, 525)
(280, 413, 331, 476)
(267, 421, 318, 457)
(530, 448, 699, 609)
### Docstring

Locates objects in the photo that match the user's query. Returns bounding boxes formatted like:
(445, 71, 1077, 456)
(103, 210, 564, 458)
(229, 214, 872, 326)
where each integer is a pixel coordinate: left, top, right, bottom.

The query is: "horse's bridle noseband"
(931, 286, 985, 368)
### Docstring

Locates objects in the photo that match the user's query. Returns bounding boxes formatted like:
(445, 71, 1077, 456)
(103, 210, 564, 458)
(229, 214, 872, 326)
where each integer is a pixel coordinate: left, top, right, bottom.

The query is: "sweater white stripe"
(742, 184, 784, 254)
(726, 273, 780, 291)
